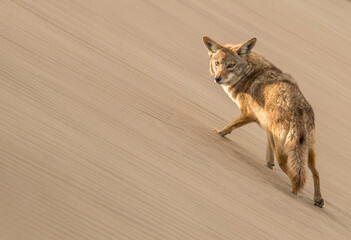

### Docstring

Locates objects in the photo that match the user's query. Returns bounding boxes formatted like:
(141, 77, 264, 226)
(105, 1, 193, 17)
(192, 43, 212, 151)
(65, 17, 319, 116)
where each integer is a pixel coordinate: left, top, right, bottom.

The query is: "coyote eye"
(227, 63, 235, 68)
(215, 61, 219, 66)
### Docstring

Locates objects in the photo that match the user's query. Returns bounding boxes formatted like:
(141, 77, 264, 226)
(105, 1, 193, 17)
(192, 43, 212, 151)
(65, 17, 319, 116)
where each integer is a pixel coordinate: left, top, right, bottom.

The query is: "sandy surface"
(1, 0, 351, 239)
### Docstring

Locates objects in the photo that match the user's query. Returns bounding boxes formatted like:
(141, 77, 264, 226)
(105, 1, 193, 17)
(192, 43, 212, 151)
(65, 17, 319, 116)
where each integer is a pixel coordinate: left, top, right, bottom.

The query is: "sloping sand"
(1, 0, 351, 239)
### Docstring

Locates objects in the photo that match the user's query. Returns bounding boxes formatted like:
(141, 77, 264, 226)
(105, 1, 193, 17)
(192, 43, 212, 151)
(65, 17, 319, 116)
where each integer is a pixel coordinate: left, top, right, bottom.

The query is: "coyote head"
(202, 36, 256, 84)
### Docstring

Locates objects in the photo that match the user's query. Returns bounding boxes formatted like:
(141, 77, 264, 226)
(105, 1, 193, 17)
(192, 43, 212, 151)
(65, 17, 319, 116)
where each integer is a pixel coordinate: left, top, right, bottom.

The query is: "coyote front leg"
(214, 113, 254, 137)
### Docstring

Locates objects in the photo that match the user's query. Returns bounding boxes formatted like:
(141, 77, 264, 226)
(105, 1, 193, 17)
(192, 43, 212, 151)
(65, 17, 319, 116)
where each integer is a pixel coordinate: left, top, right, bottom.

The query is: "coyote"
(202, 36, 324, 207)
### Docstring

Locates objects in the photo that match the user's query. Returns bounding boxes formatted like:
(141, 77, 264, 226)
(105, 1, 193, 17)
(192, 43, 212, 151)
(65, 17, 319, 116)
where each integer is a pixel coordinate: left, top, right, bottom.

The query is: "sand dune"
(1, 0, 351, 239)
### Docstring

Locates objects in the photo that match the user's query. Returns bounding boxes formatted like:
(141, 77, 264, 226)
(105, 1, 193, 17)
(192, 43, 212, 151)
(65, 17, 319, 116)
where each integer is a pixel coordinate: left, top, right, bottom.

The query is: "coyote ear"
(202, 36, 222, 55)
(236, 38, 257, 56)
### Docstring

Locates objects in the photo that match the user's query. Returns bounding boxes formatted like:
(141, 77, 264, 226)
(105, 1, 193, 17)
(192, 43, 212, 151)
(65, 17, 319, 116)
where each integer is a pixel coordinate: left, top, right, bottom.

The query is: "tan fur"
(203, 36, 324, 207)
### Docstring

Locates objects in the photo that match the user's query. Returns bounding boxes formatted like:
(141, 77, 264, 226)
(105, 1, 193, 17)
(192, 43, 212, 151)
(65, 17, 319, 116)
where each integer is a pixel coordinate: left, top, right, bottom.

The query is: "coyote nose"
(215, 76, 222, 83)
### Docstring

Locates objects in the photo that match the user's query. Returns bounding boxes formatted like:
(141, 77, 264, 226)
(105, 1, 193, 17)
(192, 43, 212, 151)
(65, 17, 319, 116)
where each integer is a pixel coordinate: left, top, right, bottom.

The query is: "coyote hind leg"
(266, 132, 275, 169)
(274, 149, 299, 192)
(275, 151, 289, 175)
(308, 149, 324, 207)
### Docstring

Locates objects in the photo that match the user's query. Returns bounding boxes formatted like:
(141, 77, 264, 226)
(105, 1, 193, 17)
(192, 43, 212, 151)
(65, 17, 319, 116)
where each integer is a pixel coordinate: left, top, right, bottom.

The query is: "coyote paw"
(266, 163, 275, 170)
(314, 197, 324, 208)
(213, 129, 228, 137)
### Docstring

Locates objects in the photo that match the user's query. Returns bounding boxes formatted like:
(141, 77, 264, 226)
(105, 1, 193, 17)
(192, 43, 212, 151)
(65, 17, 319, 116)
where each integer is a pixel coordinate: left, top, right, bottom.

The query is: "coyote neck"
(221, 61, 282, 126)
(221, 67, 266, 105)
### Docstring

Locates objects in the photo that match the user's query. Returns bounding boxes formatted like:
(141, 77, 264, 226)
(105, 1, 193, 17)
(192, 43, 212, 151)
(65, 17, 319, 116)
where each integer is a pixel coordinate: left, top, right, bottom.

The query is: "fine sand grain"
(1, 0, 351, 239)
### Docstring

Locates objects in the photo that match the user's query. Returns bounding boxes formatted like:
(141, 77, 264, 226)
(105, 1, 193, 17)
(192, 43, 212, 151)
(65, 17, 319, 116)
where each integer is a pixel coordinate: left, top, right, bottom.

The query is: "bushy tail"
(286, 133, 308, 194)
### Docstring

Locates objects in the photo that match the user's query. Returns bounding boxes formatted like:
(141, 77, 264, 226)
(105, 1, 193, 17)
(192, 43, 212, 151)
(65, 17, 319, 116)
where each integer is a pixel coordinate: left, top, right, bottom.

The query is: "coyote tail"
(286, 129, 308, 194)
